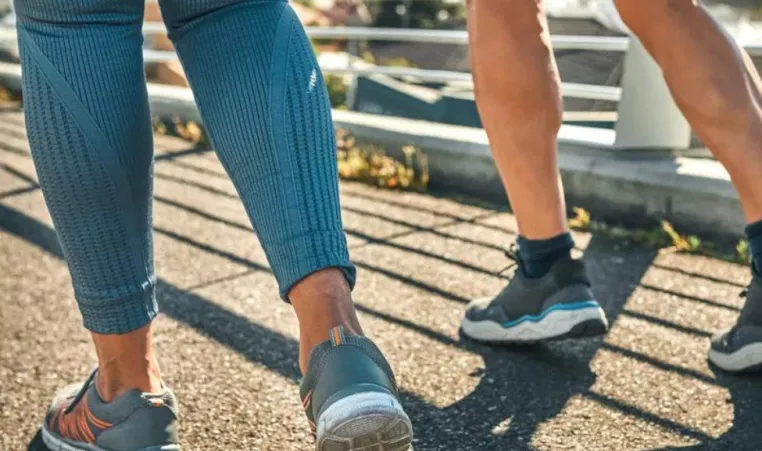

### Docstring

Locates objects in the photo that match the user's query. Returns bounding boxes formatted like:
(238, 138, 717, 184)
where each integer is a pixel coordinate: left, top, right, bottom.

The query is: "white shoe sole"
(317, 392, 413, 451)
(461, 300, 608, 343)
(709, 342, 762, 372)
(41, 424, 180, 451)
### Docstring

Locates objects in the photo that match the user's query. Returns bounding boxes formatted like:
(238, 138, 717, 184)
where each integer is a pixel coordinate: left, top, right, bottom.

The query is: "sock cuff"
(745, 220, 762, 241)
(517, 232, 575, 261)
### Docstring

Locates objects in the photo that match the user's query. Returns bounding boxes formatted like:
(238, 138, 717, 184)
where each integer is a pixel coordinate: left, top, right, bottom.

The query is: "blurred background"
(2, 0, 762, 131)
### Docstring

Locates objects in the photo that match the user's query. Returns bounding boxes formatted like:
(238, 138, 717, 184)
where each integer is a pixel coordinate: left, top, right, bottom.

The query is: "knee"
(15, 0, 143, 24)
(615, 0, 698, 34)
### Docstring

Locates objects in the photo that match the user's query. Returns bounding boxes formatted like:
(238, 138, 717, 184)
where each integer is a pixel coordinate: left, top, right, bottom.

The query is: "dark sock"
(745, 220, 762, 275)
(516, 233, 575, 279)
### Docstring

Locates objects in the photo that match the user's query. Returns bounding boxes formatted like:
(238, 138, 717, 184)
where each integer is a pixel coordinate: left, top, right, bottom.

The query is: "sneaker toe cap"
(464, 297, 505, 322)
(710, 328, 735, 353)
(710, 325, 762, 353)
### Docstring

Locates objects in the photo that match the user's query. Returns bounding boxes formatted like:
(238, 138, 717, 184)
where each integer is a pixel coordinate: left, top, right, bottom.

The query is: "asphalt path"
(1, 104, 760, 450)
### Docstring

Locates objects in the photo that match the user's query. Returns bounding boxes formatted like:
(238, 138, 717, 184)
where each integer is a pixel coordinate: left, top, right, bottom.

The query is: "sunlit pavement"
(1, 104, 760, 450)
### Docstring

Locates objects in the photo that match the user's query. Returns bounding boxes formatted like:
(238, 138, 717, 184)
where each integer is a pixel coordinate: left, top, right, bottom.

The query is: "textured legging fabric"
(14, 0, 356, 334)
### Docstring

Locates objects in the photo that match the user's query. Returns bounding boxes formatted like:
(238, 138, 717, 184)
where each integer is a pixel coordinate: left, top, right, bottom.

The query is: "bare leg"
(460, 0, 609, 346)
(467, 0, 567, 239)
(616, 0, 762, 223)
(289, 268, 363, 373)
(93, 324, 162, 402)
(741, 49, 762, 108)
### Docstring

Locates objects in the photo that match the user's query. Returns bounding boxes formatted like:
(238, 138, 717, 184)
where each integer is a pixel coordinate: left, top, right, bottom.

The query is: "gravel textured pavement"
(1, 104, 761, 450)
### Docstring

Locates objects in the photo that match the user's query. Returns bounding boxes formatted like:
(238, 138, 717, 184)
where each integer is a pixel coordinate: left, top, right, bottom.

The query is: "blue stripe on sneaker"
(502, 300, 601, 328)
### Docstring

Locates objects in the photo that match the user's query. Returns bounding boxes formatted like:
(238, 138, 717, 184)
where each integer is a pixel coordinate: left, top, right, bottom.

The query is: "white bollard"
(614, 36, 691, 150)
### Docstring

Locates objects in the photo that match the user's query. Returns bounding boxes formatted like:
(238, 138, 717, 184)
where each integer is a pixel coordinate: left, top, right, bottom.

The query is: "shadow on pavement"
(1, 155, 757, 450)
(652, 371, 762, 451)
(396, 237, 658, 450)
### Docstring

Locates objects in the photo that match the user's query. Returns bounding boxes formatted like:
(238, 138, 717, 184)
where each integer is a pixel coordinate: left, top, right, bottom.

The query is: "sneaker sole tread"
(709, 342, 762, 373)
(317, 392, 413, 451)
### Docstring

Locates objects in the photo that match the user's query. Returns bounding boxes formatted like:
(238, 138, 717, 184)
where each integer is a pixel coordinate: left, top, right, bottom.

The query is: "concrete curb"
(0, 62, 744, 238)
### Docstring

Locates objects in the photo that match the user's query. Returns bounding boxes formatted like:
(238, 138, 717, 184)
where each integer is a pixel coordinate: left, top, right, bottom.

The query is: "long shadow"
(165, 159, 229, 179)
(0, 158, 39, 199)
(619, 310, 713, 338)
(0, 140, 32, 158)
(153, 147, 212, 162)
(154, 172, 238, 200)
(2, 202, 468, 449)
(4, 204, 693, 451)
(0, 122, 29, 141)
(405, 237, 658, 450)
(639, 283, 741, 313)
(650, 263, 748, 289)
(0, 185, 38, 199)
(153, 220, 471, 305)
(646, 375, 762, 451)
(3, 202, 707, 450)
(155, 188, 509, 280)
(5, 182, 759, 449)
(339, 188, 519, 236)
(342, 204, 510, 253)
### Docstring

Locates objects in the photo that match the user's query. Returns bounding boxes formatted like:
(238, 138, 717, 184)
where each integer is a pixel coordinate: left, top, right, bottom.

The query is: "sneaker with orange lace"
(41, 370, 180, 451)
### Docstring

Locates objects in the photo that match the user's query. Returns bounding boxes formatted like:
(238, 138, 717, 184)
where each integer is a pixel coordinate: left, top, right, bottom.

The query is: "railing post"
(614, 37, 691, 150)
(346, 38, 359, 109)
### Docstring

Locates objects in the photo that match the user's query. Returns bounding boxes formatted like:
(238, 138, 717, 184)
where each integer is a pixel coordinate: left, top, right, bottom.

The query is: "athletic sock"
(746, 220, 762, 276)
(516, 232, 575, 279)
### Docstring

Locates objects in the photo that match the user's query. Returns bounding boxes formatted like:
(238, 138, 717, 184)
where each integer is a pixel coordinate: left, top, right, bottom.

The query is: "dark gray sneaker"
(300, 326, 413, 451)
(41, 370, 180, 451)
(709, 269, 762, 372)
(461, 250, 608, 343)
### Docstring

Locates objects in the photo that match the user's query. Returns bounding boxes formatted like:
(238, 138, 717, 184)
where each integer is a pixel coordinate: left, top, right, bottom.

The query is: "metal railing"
(1, 18, 762, 150)
(0, 24, 625, 102)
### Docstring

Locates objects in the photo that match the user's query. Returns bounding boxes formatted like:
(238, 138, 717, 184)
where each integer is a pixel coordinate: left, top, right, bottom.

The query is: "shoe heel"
(317, 392, 413, 451)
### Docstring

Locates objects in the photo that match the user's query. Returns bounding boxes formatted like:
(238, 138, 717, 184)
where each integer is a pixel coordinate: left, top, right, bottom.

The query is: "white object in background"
(614, 37, 691, 150)
(2, 1, 14, 26)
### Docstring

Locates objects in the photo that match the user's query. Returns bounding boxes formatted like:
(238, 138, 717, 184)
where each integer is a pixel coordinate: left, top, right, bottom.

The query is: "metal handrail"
(3, 22, 760, 102)
(307, 28, 632, 52)
(746, 45, 762, 57)
(0, 25, 625, 101)
(142, 22, 632, 52)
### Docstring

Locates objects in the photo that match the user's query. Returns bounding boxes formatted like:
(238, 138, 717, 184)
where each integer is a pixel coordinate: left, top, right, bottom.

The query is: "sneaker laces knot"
(63, 369, 97, 415)
(498, 243, 520, 275)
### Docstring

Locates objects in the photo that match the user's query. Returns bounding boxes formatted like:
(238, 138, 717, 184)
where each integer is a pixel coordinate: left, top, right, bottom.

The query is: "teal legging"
(14, 0, 355, 334)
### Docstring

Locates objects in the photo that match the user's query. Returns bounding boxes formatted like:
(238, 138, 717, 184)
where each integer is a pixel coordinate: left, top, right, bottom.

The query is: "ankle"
(96, 358, 162, 402)
(745, 220, 762, 275)
(289, 268, 363, 372)
(91, 323, 163, 402)
(517, 232, 575, 278)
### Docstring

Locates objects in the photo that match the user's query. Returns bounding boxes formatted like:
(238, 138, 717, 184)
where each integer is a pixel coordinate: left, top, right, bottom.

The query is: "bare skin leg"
(467, 0, 567, 239)
(92, 323, 162, 402)
(289, 268, 363, 374)
(741, 48, 762, 109)
(616, 0, 762, 223)
(95, 268, 362, 396)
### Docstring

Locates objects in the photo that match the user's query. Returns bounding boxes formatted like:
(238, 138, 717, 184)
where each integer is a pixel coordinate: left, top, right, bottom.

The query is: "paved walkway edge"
(0, 61, 744, 238)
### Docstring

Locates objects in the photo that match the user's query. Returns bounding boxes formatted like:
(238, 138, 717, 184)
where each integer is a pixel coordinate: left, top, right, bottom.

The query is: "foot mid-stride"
(461, 245, 608, 344)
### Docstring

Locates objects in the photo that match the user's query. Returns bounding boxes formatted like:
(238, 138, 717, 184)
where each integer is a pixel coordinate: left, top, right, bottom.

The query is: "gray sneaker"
(300, 326, 413, 451)
(461, 249, 608, 343)
(41, 370, 180, 451)
(709, 270, 762, 372)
